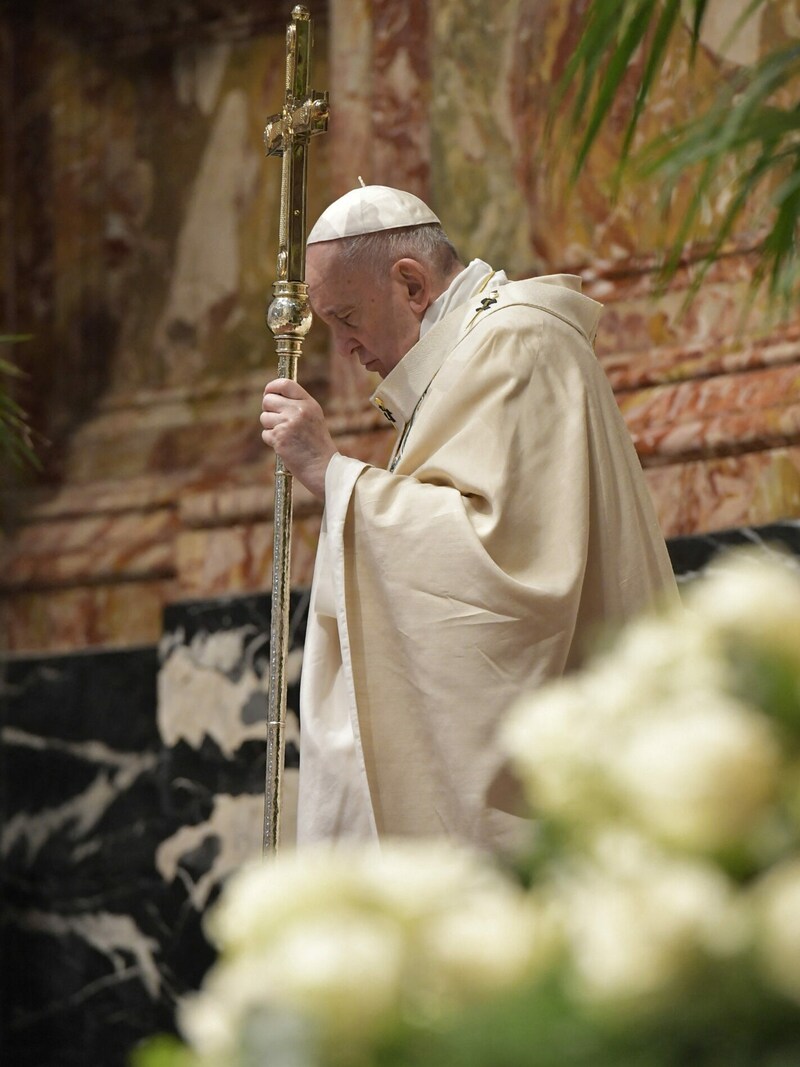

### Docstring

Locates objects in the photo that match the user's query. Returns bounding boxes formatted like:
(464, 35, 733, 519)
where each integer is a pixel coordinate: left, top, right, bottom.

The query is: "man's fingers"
(261, 392, 286, 413)
(258, 377, 335, 500)
(262, 390, 306, 416)
(263, 378, 308, 401)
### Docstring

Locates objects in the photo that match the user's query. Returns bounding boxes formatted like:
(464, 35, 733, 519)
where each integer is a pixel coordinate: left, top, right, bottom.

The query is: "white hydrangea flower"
(209, 842, 513, 957)
(355, 841, 504, 925)
(181, 913, 405, 1058)
(206, 849, 373, 954)
(502, 609, 721, 747)
(687, 549, 800, 664)
(178, 951, 282, 1060)
(557, 832, 747, 1007)
(610, 687, 780, 852)
(419, 889, 559, 1007)
(259, 914, 407, 1037)
(186, 840, 557, 1056)
(502, 600, 781, 856)
(607, 609, 727, 702)
(753, 858, 800, 1003)
(178, 984, 239, 1061)
(500, 676, 611, 821)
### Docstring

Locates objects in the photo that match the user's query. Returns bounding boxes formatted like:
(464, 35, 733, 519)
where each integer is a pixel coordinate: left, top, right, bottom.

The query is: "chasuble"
(297, 272, 678, 850)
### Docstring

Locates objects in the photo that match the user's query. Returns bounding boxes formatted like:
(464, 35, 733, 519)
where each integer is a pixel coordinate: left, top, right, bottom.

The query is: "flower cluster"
(502, 549, 800, 1010)
(177, 842, 554, 1065)
(140, 551, 800, 1067)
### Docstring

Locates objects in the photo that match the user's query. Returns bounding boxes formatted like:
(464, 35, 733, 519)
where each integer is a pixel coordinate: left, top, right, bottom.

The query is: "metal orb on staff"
(263, 4, 329, 855)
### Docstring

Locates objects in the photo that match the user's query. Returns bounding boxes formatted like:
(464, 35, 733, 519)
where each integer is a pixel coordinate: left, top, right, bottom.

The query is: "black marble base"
(1, 592, 308, 1067)
(667, 520, 800, 580)
(1, 645, 181, 1067)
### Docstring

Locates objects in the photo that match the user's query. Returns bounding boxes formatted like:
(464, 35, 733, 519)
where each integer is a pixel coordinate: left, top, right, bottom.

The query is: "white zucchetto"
(307, 185, 441, 244)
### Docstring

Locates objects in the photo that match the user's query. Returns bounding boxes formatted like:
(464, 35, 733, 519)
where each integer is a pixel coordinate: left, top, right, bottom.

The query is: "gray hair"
(335, 224, 461, 278)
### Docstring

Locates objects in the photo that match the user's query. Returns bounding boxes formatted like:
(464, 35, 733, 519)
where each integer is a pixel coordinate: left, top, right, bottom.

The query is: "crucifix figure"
(263, 6, 329, 284)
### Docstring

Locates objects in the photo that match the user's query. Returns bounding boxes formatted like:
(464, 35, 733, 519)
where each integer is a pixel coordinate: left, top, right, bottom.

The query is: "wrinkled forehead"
(306, 239, 342, 287)
(306, 241, 343, 304)
(306, 241, 368, 313)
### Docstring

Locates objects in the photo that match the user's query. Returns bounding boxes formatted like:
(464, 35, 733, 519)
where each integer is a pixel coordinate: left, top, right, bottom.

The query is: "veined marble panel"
(667, 519, 800, 584)
(645, 446, 800, 538)
(1, 579, 180, 653)
(2, 645, 179, 1067)
(592, 257, 796, 374)
(601, 323, 800, 394)
(428, 0, 778, 275)
(0, 419, 395, 653)
(2, 508, 178, 589)
(1, 417, 383, 650)
(174, 514, 322, 599)
(620, 363, 800, 465)
(371, 0, 431, 195)
(1, 590, 307, 1066)
(328, 0, 373, 200)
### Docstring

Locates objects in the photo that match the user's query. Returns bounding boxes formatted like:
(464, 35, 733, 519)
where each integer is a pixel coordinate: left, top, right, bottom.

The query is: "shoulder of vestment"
(460, 273, 603, 346)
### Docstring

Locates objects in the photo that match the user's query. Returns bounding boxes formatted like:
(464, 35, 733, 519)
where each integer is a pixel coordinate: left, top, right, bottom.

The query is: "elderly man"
(261, 185, 677, 851)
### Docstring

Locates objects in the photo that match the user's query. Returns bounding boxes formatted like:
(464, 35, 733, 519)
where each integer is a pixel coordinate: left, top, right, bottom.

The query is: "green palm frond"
(553, 0, 800, 306)
(0, 335, 41, 473)
(641, 44, 800, 302)
(559, 0, 767, 175)
(556, 0, 689, 181)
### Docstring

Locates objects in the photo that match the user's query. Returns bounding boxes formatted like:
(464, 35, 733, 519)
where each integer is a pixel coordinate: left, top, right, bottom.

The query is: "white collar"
(372, 261, 506, 428)
(419, 259, 508, 339)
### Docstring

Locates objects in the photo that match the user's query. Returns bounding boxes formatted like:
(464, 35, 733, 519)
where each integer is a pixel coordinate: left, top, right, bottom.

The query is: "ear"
(391, 258, 431, 317)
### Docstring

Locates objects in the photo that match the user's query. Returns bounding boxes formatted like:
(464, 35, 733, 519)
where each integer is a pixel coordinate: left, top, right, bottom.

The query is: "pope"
(260, 184, 678, 851)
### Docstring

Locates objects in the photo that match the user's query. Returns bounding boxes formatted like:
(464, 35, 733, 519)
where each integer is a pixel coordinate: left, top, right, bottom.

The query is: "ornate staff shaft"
(263, 4, 329, 855)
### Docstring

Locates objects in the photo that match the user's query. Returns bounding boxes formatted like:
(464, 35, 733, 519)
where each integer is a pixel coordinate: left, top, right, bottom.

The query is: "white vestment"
(297, 269, 678, 851)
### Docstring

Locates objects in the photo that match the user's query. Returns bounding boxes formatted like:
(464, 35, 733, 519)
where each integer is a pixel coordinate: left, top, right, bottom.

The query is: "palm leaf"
(550, 1, 623, 125)
(640, 45, 800, 299)
(552, 2, 800, 306)
(555, 0, 771, 177)
(687, 0, 709, 61)
(0, 333, 41, 472)
(569, 0, 662, 179)
(618, 0, 682, 167)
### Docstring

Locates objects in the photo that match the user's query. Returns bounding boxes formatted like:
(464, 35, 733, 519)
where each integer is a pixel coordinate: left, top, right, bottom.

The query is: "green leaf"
(129, 1034, 197, 1067)
(553, 0, 716, 181)
(0, 332, 42, 472)
(0, 356, 25, 379)
(688, 0, 709, 61)
(572, 1, 659, 179)
(619, 0, 682, 168)
(628, 42, 800, 303)
(548, 0, 800, 308)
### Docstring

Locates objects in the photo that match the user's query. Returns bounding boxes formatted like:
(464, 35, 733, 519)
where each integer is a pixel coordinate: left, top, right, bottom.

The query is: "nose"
(331, 322, 358, 359)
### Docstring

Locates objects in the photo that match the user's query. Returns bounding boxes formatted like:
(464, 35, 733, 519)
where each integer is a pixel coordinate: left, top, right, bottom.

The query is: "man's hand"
(260, 379, 338, 500)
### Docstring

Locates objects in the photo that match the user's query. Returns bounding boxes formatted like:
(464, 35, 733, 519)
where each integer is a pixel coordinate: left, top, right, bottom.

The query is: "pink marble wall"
(3, 0, 800, 653)
(1, 8, 340, 652)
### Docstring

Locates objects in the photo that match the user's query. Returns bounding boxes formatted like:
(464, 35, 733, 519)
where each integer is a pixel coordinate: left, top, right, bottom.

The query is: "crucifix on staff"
(262, 4, 328, 856)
